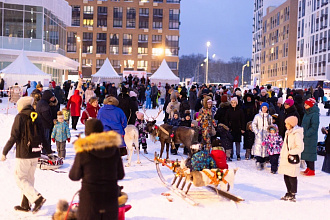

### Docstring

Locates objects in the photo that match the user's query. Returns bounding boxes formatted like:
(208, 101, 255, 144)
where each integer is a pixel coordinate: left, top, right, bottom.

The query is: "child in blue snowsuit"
(51, 111, 71, 158)
(145, 87, 151, 109)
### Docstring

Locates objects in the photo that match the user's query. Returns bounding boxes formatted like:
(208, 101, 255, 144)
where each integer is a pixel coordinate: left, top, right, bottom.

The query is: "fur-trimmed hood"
(203, 96, 212, 109)
(218, 123, 229, 131)
(220, 101, 230, 108)
(246, 121, 253, 130)
(267, 124, 279, 133)
(74, 131, 122, 158)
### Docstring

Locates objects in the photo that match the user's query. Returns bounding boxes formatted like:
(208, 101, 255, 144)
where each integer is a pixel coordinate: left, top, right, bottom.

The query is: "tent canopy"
(0, 51, 51, 87)
(150, 59, 180, 86)
(91, 58, 121, 85)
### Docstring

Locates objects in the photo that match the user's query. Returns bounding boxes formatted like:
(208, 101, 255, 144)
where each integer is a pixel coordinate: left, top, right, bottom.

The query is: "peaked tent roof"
(92, 58, 120, 79)
(0, 51, 49, 76)
(150, 59, 180, 85)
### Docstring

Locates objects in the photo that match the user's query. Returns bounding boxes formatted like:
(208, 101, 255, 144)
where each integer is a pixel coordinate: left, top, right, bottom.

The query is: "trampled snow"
(0, 98, 329, 220)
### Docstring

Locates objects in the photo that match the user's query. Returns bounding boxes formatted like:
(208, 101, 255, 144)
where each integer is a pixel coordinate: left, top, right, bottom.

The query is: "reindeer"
(124, 125, 140, 167)
(144, 108, 195, 159)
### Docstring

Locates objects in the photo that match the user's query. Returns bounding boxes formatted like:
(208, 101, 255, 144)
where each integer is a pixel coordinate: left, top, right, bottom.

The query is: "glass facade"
(0, 2, 67, 55)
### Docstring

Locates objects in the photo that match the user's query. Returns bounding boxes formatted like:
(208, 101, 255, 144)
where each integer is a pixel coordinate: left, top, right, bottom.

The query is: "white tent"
(91, 58, 121, 85)
(150, 59, 180, 86)
(0, 51, 52, 88)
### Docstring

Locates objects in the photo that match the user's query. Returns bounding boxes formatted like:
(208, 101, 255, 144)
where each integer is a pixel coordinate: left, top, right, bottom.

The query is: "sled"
(154, 152, 244, 205)
(38, 154, 63, 170)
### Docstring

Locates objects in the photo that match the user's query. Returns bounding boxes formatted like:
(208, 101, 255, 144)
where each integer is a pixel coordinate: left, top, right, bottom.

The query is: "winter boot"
(14, 195, 31, 212)
(300, 167, 310, 175)
(280, 192, 291, 201)
(144, 149, 148, 154)
(256, 162, 262, 170)
(304, 169, 315, 176)
(32, 194, 46, 214)
(237, 156, 241, 161)
(288, 193, 296, 202)
(227, 157, 232, 162)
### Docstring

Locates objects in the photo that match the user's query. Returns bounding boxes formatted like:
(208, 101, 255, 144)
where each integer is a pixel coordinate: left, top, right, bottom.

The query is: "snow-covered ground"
(0, 97, 329, 220)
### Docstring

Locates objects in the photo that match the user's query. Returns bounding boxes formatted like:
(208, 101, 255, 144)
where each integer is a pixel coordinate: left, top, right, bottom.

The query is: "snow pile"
(0, 98, 329, 219)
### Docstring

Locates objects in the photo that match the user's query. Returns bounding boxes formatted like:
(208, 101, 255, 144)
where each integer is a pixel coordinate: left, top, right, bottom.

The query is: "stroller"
(38, 154, 63, 170)
(317, 127, 328, 156)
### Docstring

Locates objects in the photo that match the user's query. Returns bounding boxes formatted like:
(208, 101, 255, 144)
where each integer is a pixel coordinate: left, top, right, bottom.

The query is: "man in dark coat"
(214, 94, 230, 124)
(53, 85, 65, 105)
(151, 83, 158, 109)
(1, 97, 48, 213)
(128, 91, 139, 125)
(189, 85, 197, 118)
(318, 85, 324, 103)
(179, 92, 190, 118)
(36, 90, 55, 153)
(69, 119, 125, 220)
(128, 74, 133, 88)
(117, 86, 133, 123)
(294, 94, 304, 123)
(63, 80, 71, 101)
(242, 93, 257, 127)
(108, 83, 118, 97)
(138, 84, 146, 106)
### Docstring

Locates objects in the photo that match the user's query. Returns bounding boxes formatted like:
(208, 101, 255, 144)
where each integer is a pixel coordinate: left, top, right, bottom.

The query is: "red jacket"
(210, 150, 228, 169)
(80, 102, 99, 124)
(67, 90, 82, 116)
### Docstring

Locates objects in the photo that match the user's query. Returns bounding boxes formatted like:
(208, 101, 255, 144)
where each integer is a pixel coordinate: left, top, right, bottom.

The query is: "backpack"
(21, 112, 43, 153)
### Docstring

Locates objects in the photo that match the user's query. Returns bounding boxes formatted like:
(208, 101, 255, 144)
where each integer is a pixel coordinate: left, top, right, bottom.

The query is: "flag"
(233, 76, 239, 89)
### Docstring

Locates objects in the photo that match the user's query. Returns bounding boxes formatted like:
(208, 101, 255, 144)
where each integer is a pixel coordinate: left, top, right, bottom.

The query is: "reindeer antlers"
(143, 107, 162, 121)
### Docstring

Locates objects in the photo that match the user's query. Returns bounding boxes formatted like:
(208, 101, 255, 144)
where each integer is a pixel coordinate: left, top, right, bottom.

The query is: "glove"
(67, 138, 70, 143)
(1, 155, 6, 161)
(52, 138, 55, 143)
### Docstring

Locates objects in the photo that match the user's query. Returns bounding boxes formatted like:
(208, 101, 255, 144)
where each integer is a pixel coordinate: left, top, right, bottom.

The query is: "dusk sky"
(180, 0, 254, 61)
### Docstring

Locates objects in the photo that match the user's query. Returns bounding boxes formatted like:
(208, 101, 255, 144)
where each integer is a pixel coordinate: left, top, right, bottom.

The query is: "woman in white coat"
(278, 116, 304, 202)
(252, 102, 272, 170)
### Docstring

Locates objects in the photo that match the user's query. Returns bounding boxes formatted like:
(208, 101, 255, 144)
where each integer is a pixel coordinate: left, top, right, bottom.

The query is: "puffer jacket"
(81, 102, 99, 125)
(252, 111, 273, 157)
(191, 150, 217, 171)
(262, 125, 283, 155)
(51, 121, 71, 142)
(278, 126, 304, 177)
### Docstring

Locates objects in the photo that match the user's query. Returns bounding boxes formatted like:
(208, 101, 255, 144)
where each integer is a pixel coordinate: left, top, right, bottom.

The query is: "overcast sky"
(180, 0, 254, 61)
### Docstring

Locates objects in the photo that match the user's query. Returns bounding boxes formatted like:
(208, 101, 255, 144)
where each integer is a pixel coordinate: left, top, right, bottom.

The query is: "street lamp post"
(298, 60, 306, 89)
(241, 61, 250, 87)
(206, 41, 210, 84)
(77, 36, 82, 74)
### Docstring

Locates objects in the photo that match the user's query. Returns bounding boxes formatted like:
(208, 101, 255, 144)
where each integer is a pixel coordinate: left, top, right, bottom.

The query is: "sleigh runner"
(154, 153, 244, 205)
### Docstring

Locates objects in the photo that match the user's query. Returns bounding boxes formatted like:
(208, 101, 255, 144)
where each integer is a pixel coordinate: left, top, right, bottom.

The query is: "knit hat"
(221, 94, 228, 103)
(230, 97, 238, 104)
(136, 112, 144, 120)
(85, 118, 104, 136)
(261, 89, 267, 94)
(277, 97, 283, 104)
(285, 116, 298, 127)
(17, 96, 34, 112)
(170, 92, 177, 100)
(202, 89, 209, 95)
(129, 91, 137, 97)
(207, 99, 213, 104)
(103, 96, 119, 106)
(42, 90, 55, 101)
(57, 111, 64, 120)
(305, 98, 316, 108)
(284, 99, 294, 107)
(191, 120, 198, 127)
(260, 102, 269, 109)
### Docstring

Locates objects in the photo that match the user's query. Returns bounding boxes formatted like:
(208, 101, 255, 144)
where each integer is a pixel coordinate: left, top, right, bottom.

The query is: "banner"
(123, 71, 147, 79)
(233, 76, 239, 89)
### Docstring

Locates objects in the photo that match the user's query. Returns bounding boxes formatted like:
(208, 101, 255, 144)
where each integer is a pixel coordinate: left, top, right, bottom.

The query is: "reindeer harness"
(154, 125, 175, 142)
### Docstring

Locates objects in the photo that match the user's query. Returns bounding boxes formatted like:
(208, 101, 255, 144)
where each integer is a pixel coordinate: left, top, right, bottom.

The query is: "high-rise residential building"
(65, 0, 180, 78)
(252, 0, 286, 86)
(0, 0, 78, 85)
(295, 0, 330, 88)
(260, 0, 298, 88)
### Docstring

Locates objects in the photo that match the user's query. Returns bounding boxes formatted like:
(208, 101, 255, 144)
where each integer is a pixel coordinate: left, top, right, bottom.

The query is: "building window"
(169, 9, 179, 30)
(138, 47, 148, 55)
(123, 34, 133, 55)
(67, 32, 77, 52)
(82, 59, 92, 67)
(137, 60, 148, 70)
(97, 6, 107, 27)
(152, 35, 162, 43)
(154, 0, 163, 2)
(110, 34, 119, 55)
(126, 7, 136, 28)
(151, 61, 161, 72)
(167, 0, 180, 3)
(97, 33, 107, 54)
(124, 60, 134, 69)
(113, 7, 123, 28)
(167, 62, 177, 70)
(111, 60, 121, 68)
(3, 8, 23, 38)
(139, 8, 149, 29)
(138, 34, 148, 42)
(72, 6, 80, 27)
(83, 6, 94, 27)
(153, 9, 163, 29)
(83, 32, 93, 54)
(165, 35, 179, 56)
(96, 59, 105, 68)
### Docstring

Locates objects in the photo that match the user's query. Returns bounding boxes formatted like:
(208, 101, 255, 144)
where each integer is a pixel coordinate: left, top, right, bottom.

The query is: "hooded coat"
(84, 88, 95, 104)
(242, 93, 258, 125)
(36, 90, 54, 129)
(27, 81, 37, 96)
(301, 105, 320, 161)
(278, 126, 304, 177)
(188, 89, 197, 110)
(67, 90, 82, 117)
(224, 104, 245, 142)
(252, 110, 273, 157)
(117, 90, 133, 123)
(54, 86, 65, 104)
(214, 101, 230, 124)
(69, 131, 125, 220)
(81, 102, 100, 125)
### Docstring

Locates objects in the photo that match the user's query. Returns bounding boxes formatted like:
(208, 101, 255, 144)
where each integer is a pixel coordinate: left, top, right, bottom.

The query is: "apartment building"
(295, 0, 330, 88)
(65, 0, 180, 77)
(252, 0, 286, 86)
(260, 0, 298, 88)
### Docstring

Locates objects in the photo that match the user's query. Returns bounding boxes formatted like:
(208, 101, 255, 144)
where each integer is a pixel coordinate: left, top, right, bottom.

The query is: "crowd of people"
(1, 76, 330, 217)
